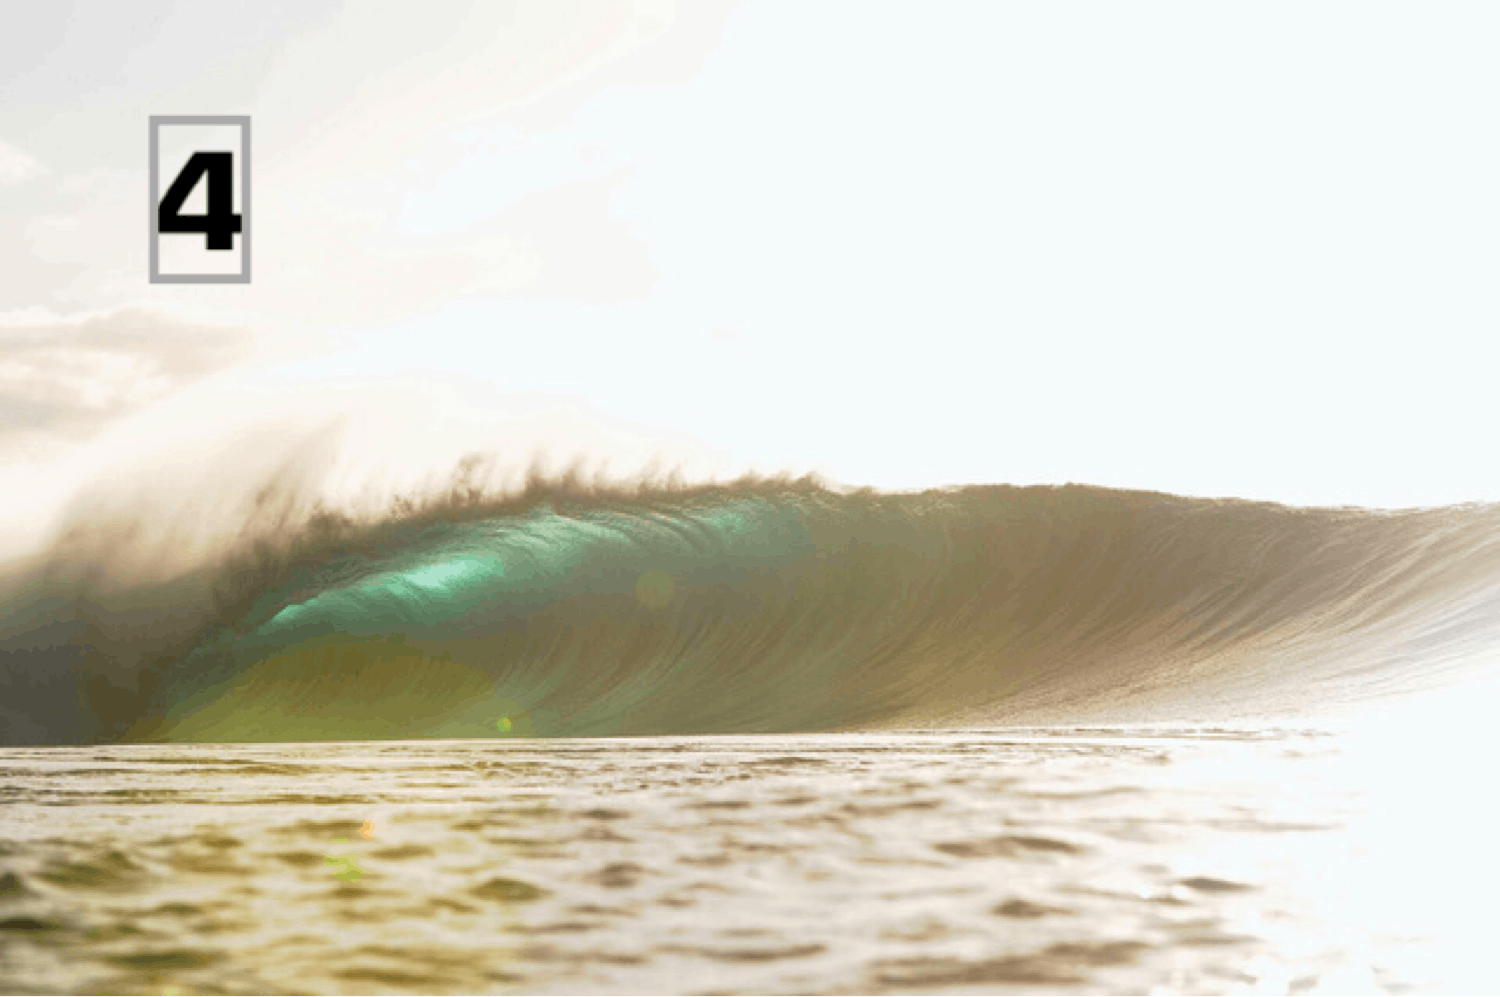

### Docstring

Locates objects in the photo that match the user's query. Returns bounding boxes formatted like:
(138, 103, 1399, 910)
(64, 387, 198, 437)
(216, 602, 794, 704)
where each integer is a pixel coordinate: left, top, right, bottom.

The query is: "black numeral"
(157, 151, 242, 250)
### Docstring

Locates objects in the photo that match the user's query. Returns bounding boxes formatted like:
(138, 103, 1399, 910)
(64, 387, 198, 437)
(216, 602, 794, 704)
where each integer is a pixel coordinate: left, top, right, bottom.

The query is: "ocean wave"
(6, 469, 1500, 743)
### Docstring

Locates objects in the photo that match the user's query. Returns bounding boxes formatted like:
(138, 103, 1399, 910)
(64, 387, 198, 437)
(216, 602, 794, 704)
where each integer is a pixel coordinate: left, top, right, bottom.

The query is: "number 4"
(158, 151, 242, 250)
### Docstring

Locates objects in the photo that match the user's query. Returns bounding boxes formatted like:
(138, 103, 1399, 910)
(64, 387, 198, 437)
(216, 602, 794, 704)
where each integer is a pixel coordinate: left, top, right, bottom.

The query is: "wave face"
(6, 481, 1500, 743)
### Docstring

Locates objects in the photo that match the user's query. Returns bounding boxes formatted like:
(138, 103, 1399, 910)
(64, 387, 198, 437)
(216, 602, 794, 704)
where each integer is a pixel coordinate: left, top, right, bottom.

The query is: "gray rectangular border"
(149, 115, 251, 284)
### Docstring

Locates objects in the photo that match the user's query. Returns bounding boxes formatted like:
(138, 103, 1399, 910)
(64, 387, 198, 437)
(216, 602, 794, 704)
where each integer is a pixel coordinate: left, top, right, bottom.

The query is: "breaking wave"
(6, 468, 1500, 743)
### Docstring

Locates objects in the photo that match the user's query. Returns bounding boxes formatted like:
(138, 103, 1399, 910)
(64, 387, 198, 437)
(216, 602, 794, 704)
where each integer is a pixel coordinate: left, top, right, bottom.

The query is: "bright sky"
(4, 0, 1500, 557)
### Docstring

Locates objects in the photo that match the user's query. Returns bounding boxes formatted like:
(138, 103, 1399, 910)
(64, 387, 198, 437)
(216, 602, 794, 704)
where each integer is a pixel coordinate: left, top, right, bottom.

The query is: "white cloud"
(214, 0, 680, 326)
(0, 141, 45, 186)
(0, 307, 256, 459)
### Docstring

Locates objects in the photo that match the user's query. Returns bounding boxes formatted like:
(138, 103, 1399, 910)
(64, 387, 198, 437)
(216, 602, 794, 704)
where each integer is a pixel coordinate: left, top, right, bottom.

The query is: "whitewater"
(3, 474, 1500, 993)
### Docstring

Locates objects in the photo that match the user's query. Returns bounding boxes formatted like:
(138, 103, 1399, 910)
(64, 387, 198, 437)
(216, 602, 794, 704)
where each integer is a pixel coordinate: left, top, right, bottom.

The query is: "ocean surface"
(4, 479, 1500, 993)
(2, 719, 1498, 995)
